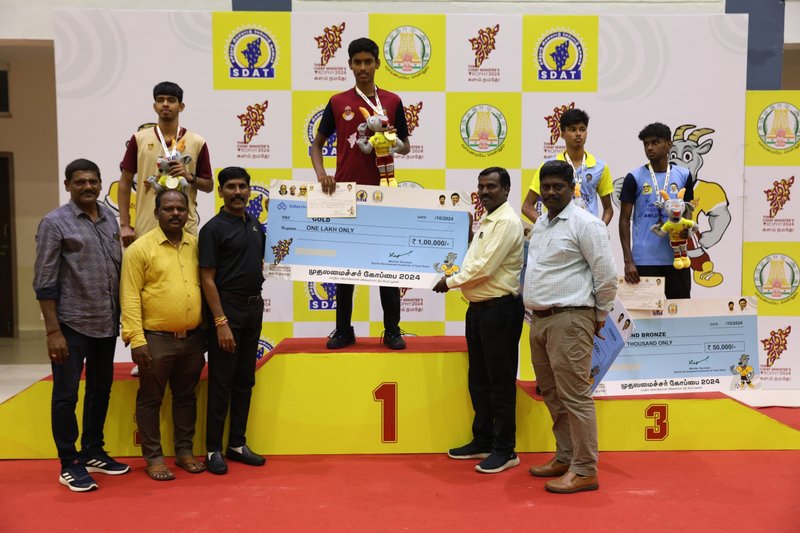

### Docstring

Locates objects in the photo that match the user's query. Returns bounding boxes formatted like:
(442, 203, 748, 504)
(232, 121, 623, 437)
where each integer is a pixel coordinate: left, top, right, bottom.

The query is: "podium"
(0, 336, 798, 458)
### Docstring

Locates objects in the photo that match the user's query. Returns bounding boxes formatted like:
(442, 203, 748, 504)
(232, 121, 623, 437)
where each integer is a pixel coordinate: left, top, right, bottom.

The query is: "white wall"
(0, 0, 726, 40)
(786, 0, 800, 44)
(0, 0, 230, 40)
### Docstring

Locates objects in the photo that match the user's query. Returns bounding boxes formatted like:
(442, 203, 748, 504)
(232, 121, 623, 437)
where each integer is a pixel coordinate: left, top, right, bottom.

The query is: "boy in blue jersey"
(619, 123, 694, 299)
(521, 108, 614, 224)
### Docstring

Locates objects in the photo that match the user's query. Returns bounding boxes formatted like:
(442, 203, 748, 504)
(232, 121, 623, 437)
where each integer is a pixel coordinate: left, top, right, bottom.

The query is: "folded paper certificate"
(306, 182, 357, 218)
(616, 276, 666, 310)
(265, 181, 471, 288)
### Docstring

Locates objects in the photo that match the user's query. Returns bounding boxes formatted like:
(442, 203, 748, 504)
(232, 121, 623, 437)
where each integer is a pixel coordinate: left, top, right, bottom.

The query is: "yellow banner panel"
(742, 242, 800, 316)
(745, 91, 800, 166)
(212, 12, 292, 90)
(522, 15, 599, 93)
(446, 92, 522, 169)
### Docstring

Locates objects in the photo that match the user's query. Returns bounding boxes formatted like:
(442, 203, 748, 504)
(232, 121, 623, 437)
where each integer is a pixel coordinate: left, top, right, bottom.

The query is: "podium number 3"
(645, 404, 669, 441)
(373, 382, 398, 443)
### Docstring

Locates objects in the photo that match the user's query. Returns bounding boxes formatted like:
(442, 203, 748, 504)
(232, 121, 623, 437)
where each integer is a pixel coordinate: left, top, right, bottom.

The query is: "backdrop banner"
(54, 10, 799, 401)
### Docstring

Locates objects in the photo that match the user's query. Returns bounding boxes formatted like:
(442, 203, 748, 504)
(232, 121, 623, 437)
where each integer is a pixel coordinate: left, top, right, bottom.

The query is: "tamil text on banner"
(594, 298, 760, 396)
(265, 181, 471, 288)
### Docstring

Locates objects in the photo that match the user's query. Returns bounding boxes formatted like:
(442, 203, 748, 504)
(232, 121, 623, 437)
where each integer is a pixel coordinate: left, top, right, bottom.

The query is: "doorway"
(0, 153, 14, 336)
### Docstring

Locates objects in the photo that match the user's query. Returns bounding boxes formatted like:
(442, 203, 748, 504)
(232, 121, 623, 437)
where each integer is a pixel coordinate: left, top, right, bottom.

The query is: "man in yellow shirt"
(121, 189, 206, 481)
(433, 167, 525, 474)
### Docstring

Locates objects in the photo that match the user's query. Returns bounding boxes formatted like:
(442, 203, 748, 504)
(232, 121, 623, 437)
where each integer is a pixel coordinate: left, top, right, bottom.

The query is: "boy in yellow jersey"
(522, 108, 614, 225)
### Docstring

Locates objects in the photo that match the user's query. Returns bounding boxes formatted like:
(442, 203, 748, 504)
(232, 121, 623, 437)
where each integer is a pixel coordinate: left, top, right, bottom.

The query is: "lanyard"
(156, 125, 181, 159)
(355, 85, 384, 116)
(647, 162, 671, 198)
(565, 151, 587, 185)
(647, 163, 671, 223)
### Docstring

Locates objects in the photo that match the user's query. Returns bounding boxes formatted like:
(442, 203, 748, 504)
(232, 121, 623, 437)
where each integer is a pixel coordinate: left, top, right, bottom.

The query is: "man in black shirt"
(199, 166, 267, 474)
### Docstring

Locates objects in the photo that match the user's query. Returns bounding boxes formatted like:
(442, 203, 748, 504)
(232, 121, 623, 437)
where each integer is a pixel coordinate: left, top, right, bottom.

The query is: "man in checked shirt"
(523, 160, 618, 494)
(34, 159, 130, 492)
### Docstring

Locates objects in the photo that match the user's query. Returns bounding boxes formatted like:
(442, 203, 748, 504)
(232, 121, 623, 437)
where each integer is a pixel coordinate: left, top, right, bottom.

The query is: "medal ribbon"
(647, 162, 671, 223)
(156, 124, 182, 160)
(355, 85, 384, 116)
(566, 152, 587, 206)
(565, 151, 587, 186)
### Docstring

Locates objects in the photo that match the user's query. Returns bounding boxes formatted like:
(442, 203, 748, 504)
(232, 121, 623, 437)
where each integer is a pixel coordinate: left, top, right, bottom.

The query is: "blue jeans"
(51, 324, 116, 468)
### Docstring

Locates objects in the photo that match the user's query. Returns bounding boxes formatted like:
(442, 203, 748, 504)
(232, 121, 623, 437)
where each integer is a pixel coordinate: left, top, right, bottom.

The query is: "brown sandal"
(145, 463, 175, 481)
(175, 455, 206, 474)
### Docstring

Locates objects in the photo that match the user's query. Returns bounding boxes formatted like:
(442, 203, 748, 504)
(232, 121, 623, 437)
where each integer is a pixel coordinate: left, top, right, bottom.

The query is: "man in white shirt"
(523, 160, 617, 494)
(433, 167, 524, 474)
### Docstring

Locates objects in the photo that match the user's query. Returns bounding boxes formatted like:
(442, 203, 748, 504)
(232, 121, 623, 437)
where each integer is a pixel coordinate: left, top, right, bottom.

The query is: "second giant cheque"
(593, 297, 759, 396)
(265, 181, 472, 289)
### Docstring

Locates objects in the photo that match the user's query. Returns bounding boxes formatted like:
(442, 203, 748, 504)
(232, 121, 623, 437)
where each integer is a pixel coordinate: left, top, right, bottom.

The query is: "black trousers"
(206, 298, 263, 452)
(636, 265, 691, 299)
(464, 295, 525, 454)
(335, 283, 400, 331)
(52, 324, 116, 468)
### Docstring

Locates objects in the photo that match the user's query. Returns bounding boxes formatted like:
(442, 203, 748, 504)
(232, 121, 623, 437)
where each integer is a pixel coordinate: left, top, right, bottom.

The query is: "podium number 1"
(373, 382, 398, 443)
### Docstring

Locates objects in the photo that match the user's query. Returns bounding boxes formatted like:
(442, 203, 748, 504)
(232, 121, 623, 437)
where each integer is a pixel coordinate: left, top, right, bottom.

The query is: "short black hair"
(153, 81, 184, 103)
(479, 167, 511, 190)
(348, 38, 380, 61)
(739, 298, 747, 304)
(64, 159, 101, 182)
(155, 188, 188, 210)
(638, 122, 671, 142)
(218, 166, 251, 187)
(560, 108, 589, 130)
(539, 160, 574, 185)
(439, 194, 445, 199)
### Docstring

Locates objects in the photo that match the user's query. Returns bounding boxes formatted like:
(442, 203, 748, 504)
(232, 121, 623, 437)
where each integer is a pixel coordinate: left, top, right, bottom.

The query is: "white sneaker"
(130, 365, 139, 377)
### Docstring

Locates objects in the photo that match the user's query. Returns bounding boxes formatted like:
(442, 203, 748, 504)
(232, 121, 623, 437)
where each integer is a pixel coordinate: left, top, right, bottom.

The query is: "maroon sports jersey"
(318, 88, 408, 186)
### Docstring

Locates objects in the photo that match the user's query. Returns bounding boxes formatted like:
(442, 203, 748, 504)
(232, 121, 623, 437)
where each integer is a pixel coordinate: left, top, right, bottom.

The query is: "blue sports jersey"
(619, 163, 694, 266)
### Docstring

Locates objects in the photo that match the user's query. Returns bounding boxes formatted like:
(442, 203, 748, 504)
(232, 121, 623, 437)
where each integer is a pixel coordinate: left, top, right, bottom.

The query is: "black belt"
(220, 291, 263, 305)
(144, 328, 200, 340)
(469, 293, 518, 310)
(530, 306, 593, 319)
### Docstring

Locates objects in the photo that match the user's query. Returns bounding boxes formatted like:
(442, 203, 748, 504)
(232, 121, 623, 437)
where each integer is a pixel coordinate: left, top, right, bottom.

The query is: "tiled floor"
(0, 336, 51, 403)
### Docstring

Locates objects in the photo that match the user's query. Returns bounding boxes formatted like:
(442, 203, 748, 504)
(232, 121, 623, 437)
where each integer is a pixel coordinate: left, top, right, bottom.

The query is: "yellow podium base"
(1, 337, 798, 458)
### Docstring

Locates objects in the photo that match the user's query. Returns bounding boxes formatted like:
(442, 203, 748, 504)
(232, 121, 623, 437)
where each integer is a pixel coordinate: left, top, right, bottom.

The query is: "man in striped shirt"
(523, 160, 618, 494)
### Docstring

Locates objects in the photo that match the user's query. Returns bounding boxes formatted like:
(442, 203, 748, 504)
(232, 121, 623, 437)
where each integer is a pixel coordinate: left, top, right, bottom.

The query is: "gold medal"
(165, 176, 180, 189)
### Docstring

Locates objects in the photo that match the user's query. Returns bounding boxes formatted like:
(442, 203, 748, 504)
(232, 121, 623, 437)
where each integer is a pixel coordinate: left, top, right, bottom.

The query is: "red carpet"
(1, 451, 798, 532)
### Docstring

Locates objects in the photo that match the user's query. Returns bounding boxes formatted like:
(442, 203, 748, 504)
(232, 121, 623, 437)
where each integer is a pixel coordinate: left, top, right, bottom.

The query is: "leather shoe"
(544, 471, 599, 494)
(226, 445, 266, 467)
(529, 457, 569, 477)
(206, 452, 228, 475)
